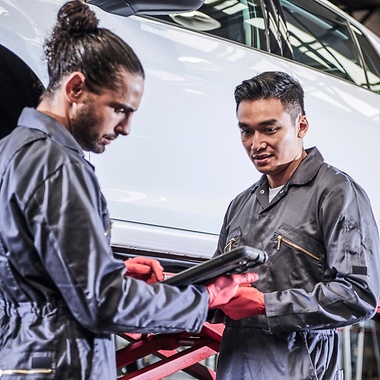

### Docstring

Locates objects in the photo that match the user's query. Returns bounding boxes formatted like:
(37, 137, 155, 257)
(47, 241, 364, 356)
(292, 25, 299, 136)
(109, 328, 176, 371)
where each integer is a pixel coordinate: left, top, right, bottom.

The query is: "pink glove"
(124, 257, 164, 284)
(219, 286, 265, 319)
(205, 272, 259, 309)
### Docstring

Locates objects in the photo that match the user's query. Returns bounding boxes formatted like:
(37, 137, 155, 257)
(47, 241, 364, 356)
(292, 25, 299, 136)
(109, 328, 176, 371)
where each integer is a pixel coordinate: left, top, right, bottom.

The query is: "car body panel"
(0, 0, 379, 259)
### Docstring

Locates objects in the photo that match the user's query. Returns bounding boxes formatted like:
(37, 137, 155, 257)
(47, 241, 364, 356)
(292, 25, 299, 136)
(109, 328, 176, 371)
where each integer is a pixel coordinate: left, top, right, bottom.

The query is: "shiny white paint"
(1, 0, 379, 258)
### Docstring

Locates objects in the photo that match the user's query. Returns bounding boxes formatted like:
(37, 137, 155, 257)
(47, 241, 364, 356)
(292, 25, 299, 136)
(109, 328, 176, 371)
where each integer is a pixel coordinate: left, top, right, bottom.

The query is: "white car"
(0, 0, 379, 266)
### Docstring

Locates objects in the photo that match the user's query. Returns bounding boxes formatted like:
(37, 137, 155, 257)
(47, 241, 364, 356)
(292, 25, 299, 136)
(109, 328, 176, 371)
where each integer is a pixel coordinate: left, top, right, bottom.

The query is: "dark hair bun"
(56, 0, 99, 36)
(43, 0, 144, 96)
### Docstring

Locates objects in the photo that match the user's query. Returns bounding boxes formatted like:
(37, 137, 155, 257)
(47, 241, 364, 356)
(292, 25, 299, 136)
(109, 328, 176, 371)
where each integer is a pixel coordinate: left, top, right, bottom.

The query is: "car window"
(151, 0, 268, 51)
(352, 26, 380, 93)
(280, 0, 368, 89)
(150, 0, 379, 94)
(263, 0, 293, 58)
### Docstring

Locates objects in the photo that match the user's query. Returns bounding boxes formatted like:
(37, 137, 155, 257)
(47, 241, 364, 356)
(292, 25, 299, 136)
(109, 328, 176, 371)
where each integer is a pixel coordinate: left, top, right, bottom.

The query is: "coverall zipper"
(277, 234, 320, 261)
(224, 238, 237, 253)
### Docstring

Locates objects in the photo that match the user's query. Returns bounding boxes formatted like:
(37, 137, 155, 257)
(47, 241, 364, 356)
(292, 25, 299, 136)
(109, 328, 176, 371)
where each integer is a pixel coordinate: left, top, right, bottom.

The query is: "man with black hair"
(213, 71, 380, 379)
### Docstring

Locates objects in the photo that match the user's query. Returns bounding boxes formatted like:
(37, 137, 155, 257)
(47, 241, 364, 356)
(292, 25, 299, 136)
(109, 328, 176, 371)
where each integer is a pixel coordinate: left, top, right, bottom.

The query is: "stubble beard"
(71, 101, 105, 154)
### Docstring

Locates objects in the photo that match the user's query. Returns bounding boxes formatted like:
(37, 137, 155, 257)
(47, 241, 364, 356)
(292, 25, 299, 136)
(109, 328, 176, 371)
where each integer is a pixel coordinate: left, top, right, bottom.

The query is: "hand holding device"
(162, 246, 267, 286)
(125, 257, 164, 284)
(219, 286, 265, 319)
(205, 272, 259, 309)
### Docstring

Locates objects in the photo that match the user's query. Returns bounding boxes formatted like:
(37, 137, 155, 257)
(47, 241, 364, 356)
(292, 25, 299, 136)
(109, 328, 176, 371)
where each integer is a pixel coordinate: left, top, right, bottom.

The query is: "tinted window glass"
(352, 26, 380, 94)
(151, 0, 268, 51)
(263, 0, 293, 58)
(280, 0, 368, 88)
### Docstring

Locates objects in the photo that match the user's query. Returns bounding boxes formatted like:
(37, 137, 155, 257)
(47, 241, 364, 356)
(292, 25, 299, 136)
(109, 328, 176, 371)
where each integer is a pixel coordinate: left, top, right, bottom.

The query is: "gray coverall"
(0, 108, 209, 379)
(214, 147, 380, 380)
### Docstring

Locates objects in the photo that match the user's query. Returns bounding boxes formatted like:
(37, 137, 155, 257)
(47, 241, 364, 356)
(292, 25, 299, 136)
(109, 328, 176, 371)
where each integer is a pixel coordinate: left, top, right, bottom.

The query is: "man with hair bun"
(212, 71, 380, 379)
(0, 1, 256, 378)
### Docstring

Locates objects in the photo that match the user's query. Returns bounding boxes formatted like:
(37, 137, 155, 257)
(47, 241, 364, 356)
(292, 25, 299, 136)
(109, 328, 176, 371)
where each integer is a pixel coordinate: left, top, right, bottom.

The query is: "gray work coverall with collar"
(214, 147, 380, 380)
(0, 108, 209, 379)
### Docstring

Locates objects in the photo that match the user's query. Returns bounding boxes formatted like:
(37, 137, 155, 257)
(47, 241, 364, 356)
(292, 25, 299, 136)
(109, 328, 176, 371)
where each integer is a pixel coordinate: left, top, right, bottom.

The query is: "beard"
(70, 98, 107, 154)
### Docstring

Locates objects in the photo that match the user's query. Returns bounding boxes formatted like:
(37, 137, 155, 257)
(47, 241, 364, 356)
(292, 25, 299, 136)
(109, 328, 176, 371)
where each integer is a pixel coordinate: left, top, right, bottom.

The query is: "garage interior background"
(331, 0, 380, 37)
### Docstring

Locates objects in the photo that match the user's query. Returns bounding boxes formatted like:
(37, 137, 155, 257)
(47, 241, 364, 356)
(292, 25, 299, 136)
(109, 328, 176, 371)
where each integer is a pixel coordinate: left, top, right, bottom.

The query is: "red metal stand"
(116, 304, 380, 379)
(116, 322, 225, 379)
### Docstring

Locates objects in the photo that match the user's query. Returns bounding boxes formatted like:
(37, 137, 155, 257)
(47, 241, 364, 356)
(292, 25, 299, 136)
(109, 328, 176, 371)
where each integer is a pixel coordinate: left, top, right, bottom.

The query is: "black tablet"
(162, 246, 267, 286)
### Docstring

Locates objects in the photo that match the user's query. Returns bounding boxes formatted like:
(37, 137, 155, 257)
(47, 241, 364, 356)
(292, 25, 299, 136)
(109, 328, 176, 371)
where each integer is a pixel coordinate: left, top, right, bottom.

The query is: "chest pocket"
(273, 224, 325, 290)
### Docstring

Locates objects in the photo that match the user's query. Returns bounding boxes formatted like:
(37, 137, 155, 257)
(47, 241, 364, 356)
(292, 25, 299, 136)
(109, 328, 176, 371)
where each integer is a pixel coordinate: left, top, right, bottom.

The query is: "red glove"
(124, 257, 164, 284)
(205, 272, 259, 309)
(219, 286, 265, 319)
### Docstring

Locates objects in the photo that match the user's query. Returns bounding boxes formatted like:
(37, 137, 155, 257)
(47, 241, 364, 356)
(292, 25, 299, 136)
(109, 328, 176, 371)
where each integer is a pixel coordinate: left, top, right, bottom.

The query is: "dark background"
(331, 0, 380, 37)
